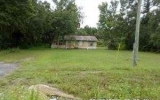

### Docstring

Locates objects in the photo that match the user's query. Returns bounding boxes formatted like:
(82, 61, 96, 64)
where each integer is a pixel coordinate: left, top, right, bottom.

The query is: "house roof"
(64, 35, 98, 41)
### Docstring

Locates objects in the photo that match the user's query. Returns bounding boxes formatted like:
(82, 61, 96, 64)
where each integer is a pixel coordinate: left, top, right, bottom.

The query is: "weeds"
(0, 48, 159, 99)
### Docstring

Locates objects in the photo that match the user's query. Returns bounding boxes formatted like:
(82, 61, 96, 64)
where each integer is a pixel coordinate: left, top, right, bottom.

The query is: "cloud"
(75, 0, 110, 28)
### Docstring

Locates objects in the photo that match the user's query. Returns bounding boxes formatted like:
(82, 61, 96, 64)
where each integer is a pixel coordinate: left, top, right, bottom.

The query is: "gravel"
(0, 62, 19, 77)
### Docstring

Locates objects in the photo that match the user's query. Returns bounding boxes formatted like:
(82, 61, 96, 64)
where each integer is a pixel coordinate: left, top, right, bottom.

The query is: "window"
(90, 42, 93, 46)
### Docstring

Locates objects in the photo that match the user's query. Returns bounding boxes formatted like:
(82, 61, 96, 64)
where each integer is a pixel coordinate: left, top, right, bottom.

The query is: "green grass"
(0, 47, 160, 99)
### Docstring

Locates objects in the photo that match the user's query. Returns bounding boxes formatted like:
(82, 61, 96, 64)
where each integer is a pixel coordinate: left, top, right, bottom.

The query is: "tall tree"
(0, 0, 54, 48)
(133, 0, 142, 66)
(98, 0, 127, 49)
(52, 0, 82, 45)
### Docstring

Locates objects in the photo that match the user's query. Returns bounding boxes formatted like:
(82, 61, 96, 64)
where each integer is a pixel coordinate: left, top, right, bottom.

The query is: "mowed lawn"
(0, 48, 160, 99)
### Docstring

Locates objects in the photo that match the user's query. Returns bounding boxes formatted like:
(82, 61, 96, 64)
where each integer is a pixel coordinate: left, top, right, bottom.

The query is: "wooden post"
(133, 0, 142, 66)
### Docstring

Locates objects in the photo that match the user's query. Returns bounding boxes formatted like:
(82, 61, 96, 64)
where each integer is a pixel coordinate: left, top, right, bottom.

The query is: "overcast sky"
(41, 0, 111, 28)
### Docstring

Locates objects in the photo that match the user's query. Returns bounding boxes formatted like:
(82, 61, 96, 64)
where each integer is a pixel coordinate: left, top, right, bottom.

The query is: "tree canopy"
(0, 0, 82, 49)
(0, 0, 159, 52)
(98, 0, 160, 52)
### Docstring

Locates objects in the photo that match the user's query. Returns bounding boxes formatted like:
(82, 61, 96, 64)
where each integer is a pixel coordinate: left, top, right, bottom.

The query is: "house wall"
(65, 41, 97, 49)
(87, 42, 97, 49)
(66, 41, 75, 49)
(51, 43, 66, 49)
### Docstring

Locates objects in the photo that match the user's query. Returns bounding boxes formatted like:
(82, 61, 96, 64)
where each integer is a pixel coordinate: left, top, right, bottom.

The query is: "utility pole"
(133, 0, 142, 66)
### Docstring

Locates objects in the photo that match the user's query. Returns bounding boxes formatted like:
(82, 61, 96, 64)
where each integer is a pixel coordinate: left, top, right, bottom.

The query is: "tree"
(0, 0, 82, 49)
(98, 0, 126, 49)
(76, 26, 98, 36)
(0, 0, 37, 48)
(97, 0, 160, 52)
(148, 8, 160, 52)
(133, 0, 142, 66)
(52, 0, 82, 45)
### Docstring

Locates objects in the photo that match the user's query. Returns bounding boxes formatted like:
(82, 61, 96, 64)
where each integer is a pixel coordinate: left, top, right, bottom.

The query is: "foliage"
(98, 0, 160, 52)
(51, 0, 81, 45)
(0, 0, 81, 49)
(76, 25, 98, 36)
(98, 0, 127, 50)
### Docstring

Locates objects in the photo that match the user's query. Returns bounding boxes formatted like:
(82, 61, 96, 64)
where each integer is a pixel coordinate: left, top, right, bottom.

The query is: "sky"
(41, 0, 111, 28)
(75, 0, 110, 28)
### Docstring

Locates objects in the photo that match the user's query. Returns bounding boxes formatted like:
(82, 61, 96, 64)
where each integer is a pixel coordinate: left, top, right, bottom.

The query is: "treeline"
(1, 0, 160, 52)
(97, 0, 160, 52)
(0, 0, 81, 49)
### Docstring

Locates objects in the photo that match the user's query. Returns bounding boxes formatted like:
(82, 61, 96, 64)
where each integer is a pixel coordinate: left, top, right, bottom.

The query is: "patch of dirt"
(0, 62, 19, 77)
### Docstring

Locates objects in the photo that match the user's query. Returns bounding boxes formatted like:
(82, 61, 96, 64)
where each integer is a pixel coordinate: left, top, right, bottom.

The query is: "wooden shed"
(64, 35, 98, 49)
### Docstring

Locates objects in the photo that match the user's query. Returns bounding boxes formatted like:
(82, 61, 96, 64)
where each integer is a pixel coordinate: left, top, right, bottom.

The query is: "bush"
(107, 38, 126, 50)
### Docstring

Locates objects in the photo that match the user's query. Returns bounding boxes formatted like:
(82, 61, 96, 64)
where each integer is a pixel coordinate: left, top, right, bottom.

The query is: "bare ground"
(0, 62, 19, 77)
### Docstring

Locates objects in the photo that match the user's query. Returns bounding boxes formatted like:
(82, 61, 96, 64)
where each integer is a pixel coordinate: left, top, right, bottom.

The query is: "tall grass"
(0, 86, 40, 100)
(0, 47, 160, 99)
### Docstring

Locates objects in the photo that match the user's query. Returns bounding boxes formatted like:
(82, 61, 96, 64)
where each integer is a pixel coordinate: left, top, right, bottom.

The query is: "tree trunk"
(133, 0, 142, 66)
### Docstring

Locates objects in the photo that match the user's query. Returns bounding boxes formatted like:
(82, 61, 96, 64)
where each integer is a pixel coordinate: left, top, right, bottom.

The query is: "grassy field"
(0, 47, 160, 99)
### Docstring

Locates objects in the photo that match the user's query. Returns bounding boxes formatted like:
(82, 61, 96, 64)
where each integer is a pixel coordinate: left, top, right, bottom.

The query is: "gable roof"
(64, 35, 98, 41)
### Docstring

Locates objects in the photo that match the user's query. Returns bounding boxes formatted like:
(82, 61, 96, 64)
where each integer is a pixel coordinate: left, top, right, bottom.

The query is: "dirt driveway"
(0, 62, 19, 77)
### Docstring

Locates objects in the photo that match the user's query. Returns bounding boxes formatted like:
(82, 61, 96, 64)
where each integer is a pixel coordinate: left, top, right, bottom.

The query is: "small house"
(64, 35, 98, 49)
